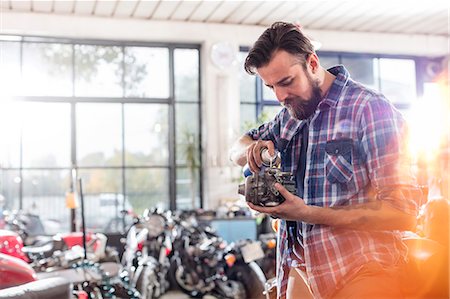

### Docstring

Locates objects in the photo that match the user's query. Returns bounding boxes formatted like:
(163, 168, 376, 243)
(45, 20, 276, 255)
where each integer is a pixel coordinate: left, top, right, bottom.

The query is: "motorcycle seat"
(22, 239, 66, 258)
(0, 277, 71, 299)
(401, 237, 448, 299)
(37, 266, 102, 284)
(36, 262, 122, 283)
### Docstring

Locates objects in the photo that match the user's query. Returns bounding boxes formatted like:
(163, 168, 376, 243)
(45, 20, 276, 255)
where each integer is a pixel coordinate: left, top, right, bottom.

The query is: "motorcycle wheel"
(169, 263, 209, 298)
(135, 264, 159, 299)
(214, 279, 246, 299)
(167, 261, 181, 290)
(227, 264, 265, 299)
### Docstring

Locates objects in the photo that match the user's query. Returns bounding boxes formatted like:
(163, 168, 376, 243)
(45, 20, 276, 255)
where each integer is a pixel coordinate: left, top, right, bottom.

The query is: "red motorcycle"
(0, 252, 90, 298)
(0, 229, 29, 262)
(0, 253, 36, 289)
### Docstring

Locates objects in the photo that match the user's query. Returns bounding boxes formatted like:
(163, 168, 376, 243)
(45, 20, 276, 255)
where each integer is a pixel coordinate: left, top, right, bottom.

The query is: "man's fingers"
(266, 142, 276, 157)
(247, 154, 260, 173)
(275, 183, 293, 200)
(253, 142, 263, 167)
(247, 202, 276, 214)
(248, 160, 260, 173)
(245, 140, 277, 172)
(246, 143, 260, 173)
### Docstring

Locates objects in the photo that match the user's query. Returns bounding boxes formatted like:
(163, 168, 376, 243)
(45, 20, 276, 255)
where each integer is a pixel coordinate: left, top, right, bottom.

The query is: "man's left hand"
(247, 183, 310, 221)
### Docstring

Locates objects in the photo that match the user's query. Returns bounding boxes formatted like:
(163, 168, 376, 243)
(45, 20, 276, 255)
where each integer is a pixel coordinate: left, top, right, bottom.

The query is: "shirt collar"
(278, 65, 349, 149)
(318, 65, 350, 109)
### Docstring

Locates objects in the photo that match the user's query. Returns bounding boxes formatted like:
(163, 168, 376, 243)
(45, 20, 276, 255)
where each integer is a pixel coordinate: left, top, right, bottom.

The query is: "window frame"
(0, 35, 203, 220)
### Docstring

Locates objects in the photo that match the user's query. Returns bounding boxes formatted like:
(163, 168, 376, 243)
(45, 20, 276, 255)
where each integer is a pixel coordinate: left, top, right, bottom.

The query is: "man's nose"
(274, 87, 288, 103)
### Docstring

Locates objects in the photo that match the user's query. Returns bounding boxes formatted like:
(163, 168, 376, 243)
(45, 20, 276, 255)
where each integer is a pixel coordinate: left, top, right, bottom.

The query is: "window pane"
(126, 168, 169, 214)
(0, 101, 21, 168)
(22, 169, 71, 233)
(124, 47, 169, 98)
(77, 103, 122, 167)
(0, 41, 21, 96)
(174, 49, 199, 102)
(342, 57, 379, 89)
(238, 51, 256, 103)
(22, 102, 71, 168)
(0, 170, 20, 210)
(379, 58, 416, 105)
(319, 54, 340, 69)
(176, 103, 200, 166)
(78, 168, 122, 194)
(176, 167, 200, 210)
(124, 104, 169, 166)
(22, 43, 73, 96)
(75, 45, 123, 97)
(240, 103, 257, 132)
(78, 168, 123, 230)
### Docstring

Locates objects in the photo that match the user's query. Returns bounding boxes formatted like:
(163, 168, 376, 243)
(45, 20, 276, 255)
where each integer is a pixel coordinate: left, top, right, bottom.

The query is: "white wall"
(2, 12, 448, 209)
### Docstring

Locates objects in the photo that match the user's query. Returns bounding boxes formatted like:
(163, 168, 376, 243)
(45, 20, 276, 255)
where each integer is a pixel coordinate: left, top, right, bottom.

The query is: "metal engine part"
(238, 167, 296, 207)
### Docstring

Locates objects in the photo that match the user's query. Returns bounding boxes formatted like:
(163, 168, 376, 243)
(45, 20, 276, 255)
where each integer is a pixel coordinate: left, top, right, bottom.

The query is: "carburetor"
(238, 167, 297, 207)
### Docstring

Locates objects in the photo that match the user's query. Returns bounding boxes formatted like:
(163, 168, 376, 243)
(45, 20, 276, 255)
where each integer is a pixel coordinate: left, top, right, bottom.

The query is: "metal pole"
(78, 178, 87, 260)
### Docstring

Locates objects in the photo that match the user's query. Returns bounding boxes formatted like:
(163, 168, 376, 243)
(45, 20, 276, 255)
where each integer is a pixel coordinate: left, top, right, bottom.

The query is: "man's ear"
(309, 53, 319, 73)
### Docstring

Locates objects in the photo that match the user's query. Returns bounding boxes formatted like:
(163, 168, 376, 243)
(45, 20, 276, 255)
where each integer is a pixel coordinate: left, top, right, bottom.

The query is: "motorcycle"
(168, 211, 246, 299)
(0, 228, 137, 298)
(1, 210, 47, 246)
(257, 232, 277, 280)
(0, 253, 72, 299)
(223, 239, 268, 299)
(401, 197, 449, 299)
(0, 229, 29, 262)
(0, 253, 36, 290)
(121, 208, 171, 298)
(0, 252, 138, 299)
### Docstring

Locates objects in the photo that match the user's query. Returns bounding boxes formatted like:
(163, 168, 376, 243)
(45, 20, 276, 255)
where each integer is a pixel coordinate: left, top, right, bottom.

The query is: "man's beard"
(284, 76, 322, 120)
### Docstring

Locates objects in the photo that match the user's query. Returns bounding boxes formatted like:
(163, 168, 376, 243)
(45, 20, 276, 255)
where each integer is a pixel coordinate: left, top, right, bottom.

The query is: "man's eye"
(280, 79, 293, 87)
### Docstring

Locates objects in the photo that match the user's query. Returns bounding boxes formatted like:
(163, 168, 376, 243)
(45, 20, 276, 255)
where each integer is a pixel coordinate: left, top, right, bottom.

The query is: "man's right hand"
(246, 140, 276, 173)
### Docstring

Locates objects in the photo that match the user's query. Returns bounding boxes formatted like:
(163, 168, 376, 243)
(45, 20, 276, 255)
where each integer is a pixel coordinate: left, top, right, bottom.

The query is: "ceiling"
(1, 0, 449, 37)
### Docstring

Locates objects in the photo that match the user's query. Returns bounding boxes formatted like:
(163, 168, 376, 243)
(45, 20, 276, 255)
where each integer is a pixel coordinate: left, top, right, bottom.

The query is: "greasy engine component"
(238, 168, 296, 207)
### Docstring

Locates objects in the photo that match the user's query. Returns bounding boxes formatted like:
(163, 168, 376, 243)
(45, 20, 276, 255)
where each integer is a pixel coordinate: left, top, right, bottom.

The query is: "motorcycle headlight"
(144, 214, 166, 238)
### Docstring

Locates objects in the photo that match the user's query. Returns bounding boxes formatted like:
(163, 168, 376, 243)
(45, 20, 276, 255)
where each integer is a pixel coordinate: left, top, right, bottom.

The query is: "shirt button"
(335, 149, 339, 154)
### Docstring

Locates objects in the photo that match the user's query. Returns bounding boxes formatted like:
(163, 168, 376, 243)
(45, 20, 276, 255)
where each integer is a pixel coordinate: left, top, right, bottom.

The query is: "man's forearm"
(303, 200, 416, 231)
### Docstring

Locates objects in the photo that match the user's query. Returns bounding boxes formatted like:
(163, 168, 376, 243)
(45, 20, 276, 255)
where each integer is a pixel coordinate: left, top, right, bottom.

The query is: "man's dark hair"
(244, 22, 315, 75)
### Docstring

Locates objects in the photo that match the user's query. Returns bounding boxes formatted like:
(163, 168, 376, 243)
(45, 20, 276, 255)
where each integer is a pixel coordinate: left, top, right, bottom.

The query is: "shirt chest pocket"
(325, 138, 354, 184)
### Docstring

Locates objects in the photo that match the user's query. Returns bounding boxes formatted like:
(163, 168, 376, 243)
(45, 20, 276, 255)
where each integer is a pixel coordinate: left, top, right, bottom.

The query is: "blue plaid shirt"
(247, 66, 419, 299)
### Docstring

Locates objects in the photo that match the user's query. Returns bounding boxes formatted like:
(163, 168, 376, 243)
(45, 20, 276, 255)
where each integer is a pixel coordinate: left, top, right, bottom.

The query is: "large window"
(0, 37, 201, 233)
(239, 49, 429, 131)
(319, 53, 418, 110)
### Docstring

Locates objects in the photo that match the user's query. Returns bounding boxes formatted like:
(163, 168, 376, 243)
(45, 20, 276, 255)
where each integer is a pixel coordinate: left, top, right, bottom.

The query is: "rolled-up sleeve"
(360, 97, 420, 216)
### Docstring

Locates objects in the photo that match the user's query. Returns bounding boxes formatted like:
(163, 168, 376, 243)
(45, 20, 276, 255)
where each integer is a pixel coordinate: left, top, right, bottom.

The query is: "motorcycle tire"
(167, 260, 181, 290)
(135, 264, 159, 299)
(168, 262, 209, 298)
(214, 279, 246, 299)
(226, 263, 265, 299)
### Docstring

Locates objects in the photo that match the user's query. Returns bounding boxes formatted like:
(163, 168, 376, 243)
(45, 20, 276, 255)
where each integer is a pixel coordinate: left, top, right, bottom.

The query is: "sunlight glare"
(408, 83, 449, 162)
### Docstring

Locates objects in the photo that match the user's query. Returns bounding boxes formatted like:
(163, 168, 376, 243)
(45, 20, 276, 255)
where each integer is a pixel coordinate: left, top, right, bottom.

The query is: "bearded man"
(229, 22, 420, 299)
